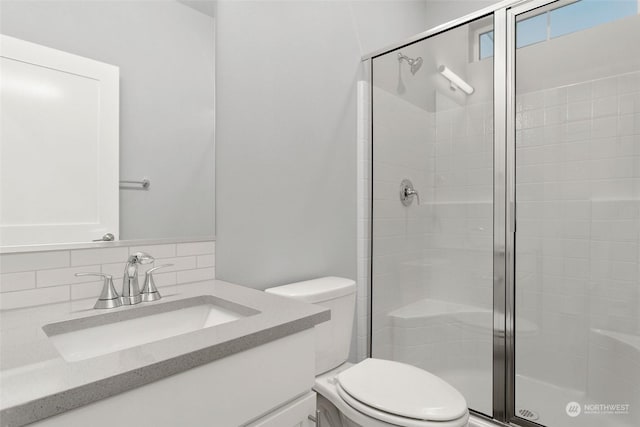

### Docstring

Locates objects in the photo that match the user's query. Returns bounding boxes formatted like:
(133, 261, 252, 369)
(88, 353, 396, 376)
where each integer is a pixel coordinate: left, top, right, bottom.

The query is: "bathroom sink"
(43, 295, 259, 362)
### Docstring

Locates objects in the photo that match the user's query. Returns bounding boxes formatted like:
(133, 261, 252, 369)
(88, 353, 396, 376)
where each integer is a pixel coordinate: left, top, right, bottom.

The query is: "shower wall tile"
(369, 80, 494, 410)
(515, 69, 640, 392)
(365, 64, 640, 401)
(0, 240, 215, 310)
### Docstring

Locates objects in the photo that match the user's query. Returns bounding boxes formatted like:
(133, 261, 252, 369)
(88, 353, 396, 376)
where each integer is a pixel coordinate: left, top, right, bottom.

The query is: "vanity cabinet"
(246, 392, 316, 427)
(29, 329, 317, 427)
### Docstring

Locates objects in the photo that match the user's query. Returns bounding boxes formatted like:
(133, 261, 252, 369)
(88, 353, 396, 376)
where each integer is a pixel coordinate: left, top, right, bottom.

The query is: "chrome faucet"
(121, 252, 155, 305)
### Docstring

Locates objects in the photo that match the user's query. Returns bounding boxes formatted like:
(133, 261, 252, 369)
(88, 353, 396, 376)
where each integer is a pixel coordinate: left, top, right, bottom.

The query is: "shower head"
(398, 52, 423, 75)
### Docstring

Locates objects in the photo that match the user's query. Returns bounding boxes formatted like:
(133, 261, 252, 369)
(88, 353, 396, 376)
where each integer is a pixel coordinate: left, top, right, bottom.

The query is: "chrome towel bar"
(119, 178, 150, 190)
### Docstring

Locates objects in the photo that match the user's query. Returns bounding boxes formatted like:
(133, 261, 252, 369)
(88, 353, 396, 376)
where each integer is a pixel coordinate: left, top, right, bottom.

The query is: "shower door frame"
(363, 1, 565, 426)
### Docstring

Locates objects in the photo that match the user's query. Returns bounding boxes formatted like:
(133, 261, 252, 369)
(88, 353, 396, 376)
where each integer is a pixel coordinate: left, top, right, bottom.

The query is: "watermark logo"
(566, 402, 630, 417)
(566, 402, 581, 417)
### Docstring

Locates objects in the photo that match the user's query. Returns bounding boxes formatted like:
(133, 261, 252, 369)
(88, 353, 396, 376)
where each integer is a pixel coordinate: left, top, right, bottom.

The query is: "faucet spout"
(121, 252, 154, 305)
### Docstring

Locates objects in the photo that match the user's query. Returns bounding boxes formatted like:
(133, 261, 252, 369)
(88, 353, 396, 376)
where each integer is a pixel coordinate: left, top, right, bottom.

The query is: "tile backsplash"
(0, 240, 215, 310)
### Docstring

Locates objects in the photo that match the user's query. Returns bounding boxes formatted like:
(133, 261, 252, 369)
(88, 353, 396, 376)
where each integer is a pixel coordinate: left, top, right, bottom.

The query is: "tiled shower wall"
(367, 82, 494, 349)
(360, 67, 640, 397)
(515, 70, 640, 391)
(0, 240, 215, 310)
(367, 82, 495, 416)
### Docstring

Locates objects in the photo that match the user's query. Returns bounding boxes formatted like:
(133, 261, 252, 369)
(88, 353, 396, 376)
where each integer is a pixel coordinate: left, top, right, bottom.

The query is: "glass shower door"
(513, 1, 640, 426)
(371, 14, 495, 416)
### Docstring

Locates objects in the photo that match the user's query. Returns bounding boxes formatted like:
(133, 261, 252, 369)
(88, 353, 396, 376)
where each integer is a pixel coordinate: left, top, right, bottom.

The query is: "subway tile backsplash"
(70, 247, 129, 267)
(0, 240, 215, 310)
(0, 251, 70, 274)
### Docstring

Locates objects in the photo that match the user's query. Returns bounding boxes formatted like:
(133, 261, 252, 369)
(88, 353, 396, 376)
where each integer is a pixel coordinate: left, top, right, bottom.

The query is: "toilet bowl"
(265, 277, 469, 427)
(315, 361, 469, 427)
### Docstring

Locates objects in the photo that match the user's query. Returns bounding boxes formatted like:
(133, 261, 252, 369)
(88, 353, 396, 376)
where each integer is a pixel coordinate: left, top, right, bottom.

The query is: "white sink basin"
(43, 296, 258, 362)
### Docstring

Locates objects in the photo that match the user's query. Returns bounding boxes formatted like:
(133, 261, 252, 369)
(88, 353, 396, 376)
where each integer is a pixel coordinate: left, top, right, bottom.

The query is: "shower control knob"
(400, 179, 420, 206)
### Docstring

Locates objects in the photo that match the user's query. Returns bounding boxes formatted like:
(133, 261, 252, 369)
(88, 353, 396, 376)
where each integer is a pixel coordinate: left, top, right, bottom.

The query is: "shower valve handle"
(404, 188, 420, 205)
(400, 179, 420, 206)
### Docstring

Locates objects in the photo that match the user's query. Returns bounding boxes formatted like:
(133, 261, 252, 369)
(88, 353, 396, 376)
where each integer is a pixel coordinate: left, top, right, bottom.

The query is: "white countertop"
(0, 280, 329, 426)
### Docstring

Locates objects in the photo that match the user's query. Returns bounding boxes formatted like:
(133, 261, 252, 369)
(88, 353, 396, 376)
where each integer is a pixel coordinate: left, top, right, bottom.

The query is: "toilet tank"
(265, 277, 356, 375)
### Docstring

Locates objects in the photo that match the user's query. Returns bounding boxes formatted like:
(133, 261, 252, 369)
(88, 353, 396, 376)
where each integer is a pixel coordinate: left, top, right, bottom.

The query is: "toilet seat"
(335, 359, 468, 426)
(336, 382, 456, 427)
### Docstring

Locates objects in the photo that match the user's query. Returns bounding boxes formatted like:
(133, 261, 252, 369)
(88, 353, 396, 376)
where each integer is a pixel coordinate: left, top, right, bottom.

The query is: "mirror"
(0, 0, 215, 249)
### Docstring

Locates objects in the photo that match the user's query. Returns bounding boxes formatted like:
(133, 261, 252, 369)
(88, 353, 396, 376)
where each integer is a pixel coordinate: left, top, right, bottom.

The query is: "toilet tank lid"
(265, 277, 356, 303)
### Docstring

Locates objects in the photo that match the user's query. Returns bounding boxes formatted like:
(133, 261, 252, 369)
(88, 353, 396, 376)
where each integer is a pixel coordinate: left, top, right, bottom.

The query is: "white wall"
(215, 0, 430, 290)
(0, 0, 215, 241)
(424, 0, 499, 29)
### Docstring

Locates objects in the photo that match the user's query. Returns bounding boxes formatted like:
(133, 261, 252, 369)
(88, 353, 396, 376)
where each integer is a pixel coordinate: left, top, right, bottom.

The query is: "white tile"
(156, 285, 179, 297)
(151, 271, 177, 288)
(619, 92, 640, 115)
(611, 262, 637, 281)
(520, 91, 545, 111)
(521, 109, 544, 129)
(544, 105, 567, 125)
(101, 262, 127, 278)
(176, 241, 215, 256)
(177, 268, 215, 284)
(37, 265, 102, 287)
(591, 116, 617, 139)
(618, 72, 640, 93)
(196, 254, 215, 268)
(564, 120, 590, 141)
(0, 286, 69, 310)
(544, 87, 567, 107)
(567, 81, 592, 102)
(618, 113, 640, 136)
(71, 247, 128, 266)
(153, 256, 197, 272)
(0, 251, 69, 274)
(567, 101, 591, 122)
(592, 76, 618, 98)
(128, 244, 176, 259)
(0, 272, 36, 293)
(593, 96, 618, 118)
(71, 282, 103, 301)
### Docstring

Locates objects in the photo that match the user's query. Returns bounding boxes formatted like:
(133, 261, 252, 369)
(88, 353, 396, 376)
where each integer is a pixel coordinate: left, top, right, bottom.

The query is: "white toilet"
(265, 277, 469, 427)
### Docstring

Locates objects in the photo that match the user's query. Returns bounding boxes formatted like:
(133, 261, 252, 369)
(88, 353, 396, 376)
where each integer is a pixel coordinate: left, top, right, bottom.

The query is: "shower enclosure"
(364, 1, 640, 426)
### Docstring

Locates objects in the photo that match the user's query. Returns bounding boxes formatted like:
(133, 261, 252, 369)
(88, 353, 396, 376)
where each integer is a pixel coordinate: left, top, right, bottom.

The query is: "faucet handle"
(129, 251, 155, 265)
(141, 264, 173, 302)
(75, 272, 121, 309)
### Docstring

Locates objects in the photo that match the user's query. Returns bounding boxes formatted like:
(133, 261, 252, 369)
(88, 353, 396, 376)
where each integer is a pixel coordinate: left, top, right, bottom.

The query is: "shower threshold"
(439, 369, 633, 427)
